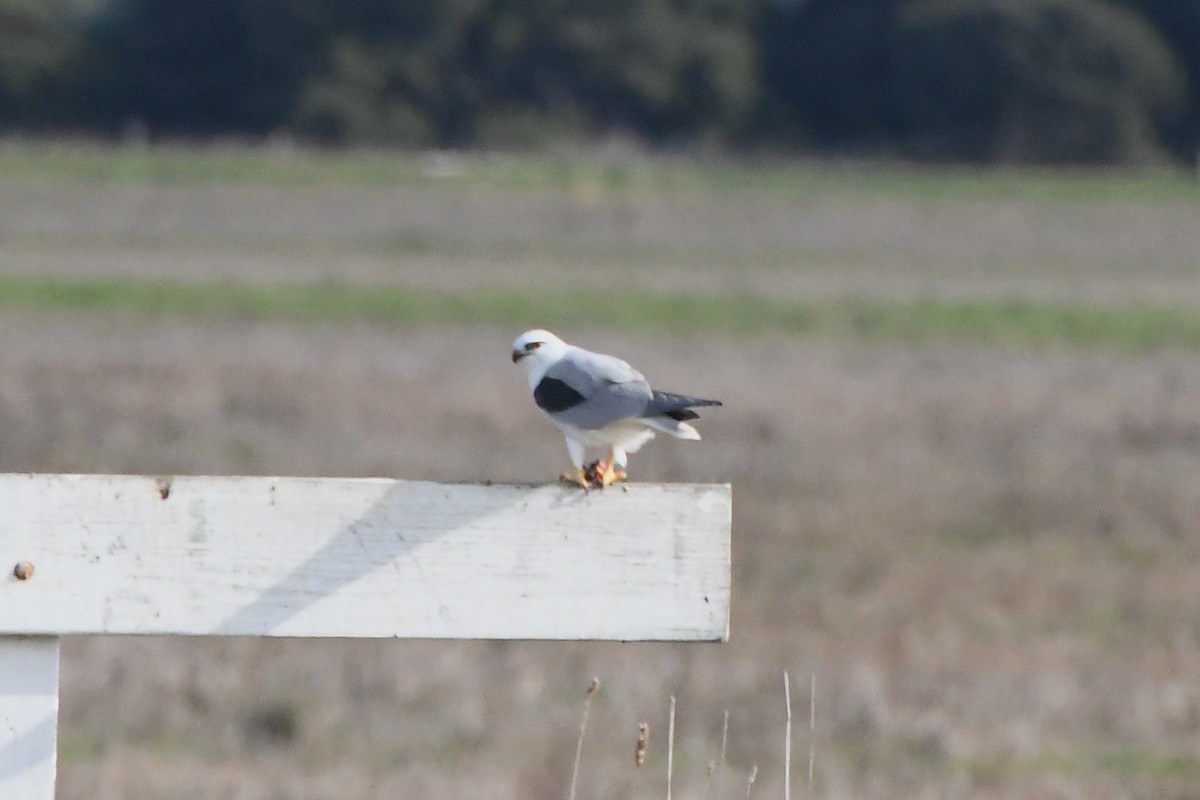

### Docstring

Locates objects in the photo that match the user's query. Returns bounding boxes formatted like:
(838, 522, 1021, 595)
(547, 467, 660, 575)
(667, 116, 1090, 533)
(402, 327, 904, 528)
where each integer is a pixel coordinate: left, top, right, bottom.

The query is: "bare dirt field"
(3, 150, 1200, 799)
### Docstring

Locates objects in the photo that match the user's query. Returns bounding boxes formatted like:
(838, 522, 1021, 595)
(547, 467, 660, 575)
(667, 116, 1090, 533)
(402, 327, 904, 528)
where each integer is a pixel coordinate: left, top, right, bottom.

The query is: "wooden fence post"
(0, 637, 58, 798)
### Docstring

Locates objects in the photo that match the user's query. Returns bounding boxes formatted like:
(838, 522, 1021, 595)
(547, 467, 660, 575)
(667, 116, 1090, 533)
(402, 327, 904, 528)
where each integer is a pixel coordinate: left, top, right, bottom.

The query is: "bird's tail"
(643, 391, 723, 423)
(640, 391, 721, 440)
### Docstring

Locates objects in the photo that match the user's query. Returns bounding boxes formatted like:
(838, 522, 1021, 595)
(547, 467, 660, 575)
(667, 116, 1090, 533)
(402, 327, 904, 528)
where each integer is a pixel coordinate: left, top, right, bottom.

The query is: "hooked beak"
(511, 349, 527, 364)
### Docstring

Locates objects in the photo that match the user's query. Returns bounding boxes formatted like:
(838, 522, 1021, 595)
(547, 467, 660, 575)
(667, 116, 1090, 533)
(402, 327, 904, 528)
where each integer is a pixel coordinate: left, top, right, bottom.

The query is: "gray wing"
(534, 349, 653, 430)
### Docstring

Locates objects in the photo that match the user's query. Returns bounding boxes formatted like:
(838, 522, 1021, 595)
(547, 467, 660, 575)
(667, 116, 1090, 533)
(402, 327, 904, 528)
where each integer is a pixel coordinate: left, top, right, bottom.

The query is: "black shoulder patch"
(534, 377, 586, 413)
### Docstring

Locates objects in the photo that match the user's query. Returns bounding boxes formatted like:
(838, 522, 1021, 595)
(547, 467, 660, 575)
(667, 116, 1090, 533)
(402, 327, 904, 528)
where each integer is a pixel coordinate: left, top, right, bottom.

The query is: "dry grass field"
(3, 145, 1200, 798)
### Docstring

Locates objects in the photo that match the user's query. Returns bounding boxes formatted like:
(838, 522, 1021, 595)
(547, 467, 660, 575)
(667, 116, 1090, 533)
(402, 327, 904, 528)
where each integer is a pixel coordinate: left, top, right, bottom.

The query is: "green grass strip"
(955, 748, 1200, 781)
(3, 275, 1200, 350)
(4, 144, 1200, 202)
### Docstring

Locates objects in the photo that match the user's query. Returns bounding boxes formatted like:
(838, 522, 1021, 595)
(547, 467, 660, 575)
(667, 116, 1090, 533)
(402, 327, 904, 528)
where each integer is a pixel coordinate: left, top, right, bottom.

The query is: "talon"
(596, 461, 626, 487)
(560, 468, 591, 489)
(562, 460, 625, 489)
(601, 447, 628, 486)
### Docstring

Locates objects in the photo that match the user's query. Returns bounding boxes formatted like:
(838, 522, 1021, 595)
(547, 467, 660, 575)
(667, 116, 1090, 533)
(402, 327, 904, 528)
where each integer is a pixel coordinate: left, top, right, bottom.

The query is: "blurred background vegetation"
(2, 0, 1199, 165)
(7, 3, 1200, 797)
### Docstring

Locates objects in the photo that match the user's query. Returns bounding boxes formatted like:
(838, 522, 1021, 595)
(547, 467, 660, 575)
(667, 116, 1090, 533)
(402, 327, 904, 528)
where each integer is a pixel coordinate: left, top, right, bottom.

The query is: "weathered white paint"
(0, 474, 731, 640)
(0, 637, 58, 800)
(1, 473, 731, 798)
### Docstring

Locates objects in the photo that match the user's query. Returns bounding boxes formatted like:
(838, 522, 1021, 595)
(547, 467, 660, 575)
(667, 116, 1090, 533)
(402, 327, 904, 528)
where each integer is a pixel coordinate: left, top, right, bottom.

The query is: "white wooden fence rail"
(0, 473, 731, 798)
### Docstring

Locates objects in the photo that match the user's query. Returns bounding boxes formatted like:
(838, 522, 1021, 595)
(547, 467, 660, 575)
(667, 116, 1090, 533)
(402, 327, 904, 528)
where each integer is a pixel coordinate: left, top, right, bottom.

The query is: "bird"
(511, 329, 722, 488)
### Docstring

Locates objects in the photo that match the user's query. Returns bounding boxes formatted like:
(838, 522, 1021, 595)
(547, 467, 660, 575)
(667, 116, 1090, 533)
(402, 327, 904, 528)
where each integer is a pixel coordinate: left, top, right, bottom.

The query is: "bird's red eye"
(527, 342, 541, 350)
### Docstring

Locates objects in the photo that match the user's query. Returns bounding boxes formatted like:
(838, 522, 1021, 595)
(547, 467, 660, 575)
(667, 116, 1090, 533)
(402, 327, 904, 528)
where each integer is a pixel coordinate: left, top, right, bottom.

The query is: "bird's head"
(511, 329, 568, 376)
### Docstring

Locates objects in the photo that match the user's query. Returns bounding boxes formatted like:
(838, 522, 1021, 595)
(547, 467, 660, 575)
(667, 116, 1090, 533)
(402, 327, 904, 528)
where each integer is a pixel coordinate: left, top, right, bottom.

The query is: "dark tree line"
(2, 0, 1198, 164)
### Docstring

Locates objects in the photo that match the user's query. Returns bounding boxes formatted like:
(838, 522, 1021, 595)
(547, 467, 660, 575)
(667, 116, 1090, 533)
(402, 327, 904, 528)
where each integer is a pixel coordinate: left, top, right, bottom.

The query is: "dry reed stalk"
(717, 709, 729, 800)
(784, 671, 793, 800)
(635, 722, 649, 767)
(745, 764, 758, 800)
(667, 695, 677, 800)
(568, 678, 600, 800)
(808, 673, 815, 797)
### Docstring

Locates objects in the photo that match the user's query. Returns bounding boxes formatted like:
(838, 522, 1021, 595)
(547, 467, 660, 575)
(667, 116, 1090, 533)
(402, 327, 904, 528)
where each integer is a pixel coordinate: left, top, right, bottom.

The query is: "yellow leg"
(560, 467, 592, 489)
(595, 449, 629, 487)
